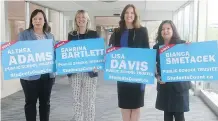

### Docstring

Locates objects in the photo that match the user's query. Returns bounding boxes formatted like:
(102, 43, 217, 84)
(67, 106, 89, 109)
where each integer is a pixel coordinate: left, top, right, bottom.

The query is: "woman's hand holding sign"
(93, 67, 98, 73)
(156, 75, 165, 84)
(155, 66, 165, 84)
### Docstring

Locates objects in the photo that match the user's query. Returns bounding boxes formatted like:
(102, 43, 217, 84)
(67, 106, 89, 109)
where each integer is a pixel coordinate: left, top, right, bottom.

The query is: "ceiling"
(28, 0, 189, 29)
(8, 1, 190, 22)
(29, 0, 189, 13)
(7, 0, 190, 37)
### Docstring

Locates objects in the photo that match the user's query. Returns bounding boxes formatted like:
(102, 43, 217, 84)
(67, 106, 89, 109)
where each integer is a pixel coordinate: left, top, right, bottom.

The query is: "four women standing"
(17, 5, 191, 121)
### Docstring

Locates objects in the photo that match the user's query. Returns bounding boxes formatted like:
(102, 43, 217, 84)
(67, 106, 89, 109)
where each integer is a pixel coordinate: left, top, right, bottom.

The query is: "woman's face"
(32, 12, 45, 30)
(76, 13, 88, 27)
(124, 7, 135, 24)
(161, 23, 173, 41)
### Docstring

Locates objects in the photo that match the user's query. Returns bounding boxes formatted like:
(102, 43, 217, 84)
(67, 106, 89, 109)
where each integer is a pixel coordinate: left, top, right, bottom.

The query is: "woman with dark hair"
(18, 9, 55, 121)
(109, 4, 149, 121)
(153, 20, 191, 121)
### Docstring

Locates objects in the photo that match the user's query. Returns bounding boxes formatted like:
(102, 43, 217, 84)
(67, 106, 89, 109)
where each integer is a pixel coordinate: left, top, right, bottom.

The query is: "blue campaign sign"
(0, 42, 5, 45)
(55, 38, 105, 75)
(160, 40, 218, 82)
(104, 47, 156, 84)
(1, 39, 55, 80)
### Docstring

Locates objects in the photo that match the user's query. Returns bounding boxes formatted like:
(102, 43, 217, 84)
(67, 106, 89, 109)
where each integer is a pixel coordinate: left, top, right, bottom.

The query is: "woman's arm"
(153, 43, 165, 84)
(140, 27, 150, 48)
(153, 44, 160, 78)
(18, 31, 25, 41)
(109, 32, 115, 46)
(88, 31, 99, 78)
(66, 32, 76, 78)
(95, 31, 100, 38)
(68, 32, 73, 41)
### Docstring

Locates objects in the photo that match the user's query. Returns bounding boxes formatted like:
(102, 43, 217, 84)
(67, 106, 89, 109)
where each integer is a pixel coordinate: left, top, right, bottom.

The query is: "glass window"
(173, 13, 178, 28)
(145, 21, 162, 47)
(184, 5, 190, 41)
(205, 0, 218, 94)
(207, 0, 218, 40)
(49, 9, 60, 40)
(191, 0, 199, 42)
(7, 1, 25, 41)
(197, 0, 207, 42)
(177, 10, 184, 39)
(65, 19, 73, 38)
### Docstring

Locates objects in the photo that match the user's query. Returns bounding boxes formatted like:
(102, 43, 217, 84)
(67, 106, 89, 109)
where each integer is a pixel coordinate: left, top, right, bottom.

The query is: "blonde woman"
(67, 10, 99, 121)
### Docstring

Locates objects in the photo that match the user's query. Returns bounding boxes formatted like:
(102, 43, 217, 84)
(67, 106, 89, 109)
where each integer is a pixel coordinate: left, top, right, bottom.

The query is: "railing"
(203, 81, 218, 94)
(192, 81, 218, 94)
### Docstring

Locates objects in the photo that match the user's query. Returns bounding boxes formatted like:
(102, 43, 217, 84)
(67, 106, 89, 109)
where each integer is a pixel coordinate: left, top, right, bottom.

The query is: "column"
(25, 1, 29, 29)
(45, 8, 49, 21)
(0, 0, 6, 90)
(59, 12, 64, 40)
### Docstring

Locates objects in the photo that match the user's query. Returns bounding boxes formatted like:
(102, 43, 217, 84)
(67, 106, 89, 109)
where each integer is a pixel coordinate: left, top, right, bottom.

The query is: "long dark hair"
(118, 4, 141, 33)
(155, 20, 180, 44)
(28, 9, 50, 33)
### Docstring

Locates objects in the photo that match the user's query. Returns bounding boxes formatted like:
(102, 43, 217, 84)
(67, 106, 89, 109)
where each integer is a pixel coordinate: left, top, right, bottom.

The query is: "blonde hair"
(73, 10, 91, 33)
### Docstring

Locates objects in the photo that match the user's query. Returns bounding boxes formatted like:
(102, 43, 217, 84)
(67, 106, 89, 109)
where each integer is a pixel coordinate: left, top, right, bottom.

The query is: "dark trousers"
(20, 74, 54, 121)
(164, 112, 185, 121)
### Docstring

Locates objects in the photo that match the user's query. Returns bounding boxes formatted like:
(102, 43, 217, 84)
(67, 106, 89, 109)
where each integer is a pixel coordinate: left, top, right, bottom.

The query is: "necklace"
(34, 33, 45, 40)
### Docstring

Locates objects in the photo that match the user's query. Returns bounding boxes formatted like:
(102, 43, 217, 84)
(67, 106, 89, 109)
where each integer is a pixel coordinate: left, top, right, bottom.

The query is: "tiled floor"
(1, 72, 218, 121)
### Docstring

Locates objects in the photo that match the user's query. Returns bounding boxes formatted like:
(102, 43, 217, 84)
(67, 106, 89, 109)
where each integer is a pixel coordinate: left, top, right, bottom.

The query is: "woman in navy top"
(109, 4, 149, 121)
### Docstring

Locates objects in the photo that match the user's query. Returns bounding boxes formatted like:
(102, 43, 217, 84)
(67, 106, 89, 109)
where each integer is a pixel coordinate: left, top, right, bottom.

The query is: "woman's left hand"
(93, 67, 98, 73)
